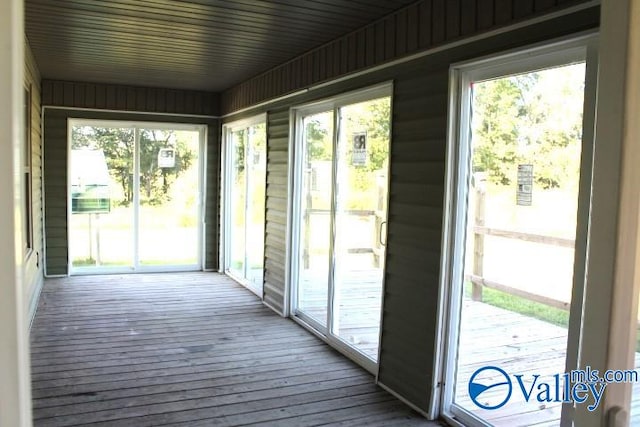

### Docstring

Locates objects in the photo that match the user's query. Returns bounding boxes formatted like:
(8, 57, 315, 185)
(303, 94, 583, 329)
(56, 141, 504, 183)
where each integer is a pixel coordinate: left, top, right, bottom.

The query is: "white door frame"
(67, 119, 207, 275)
(0, 0, 33, 424)
(220, 113, 267, 298)
(436, 33, 598, 426)
(577, 1, 640, 425)
(287, 83, 393, 375)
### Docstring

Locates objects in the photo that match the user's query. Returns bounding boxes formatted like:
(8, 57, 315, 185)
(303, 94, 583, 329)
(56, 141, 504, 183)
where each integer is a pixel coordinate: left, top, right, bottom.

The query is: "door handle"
(379, 220, 387, 247)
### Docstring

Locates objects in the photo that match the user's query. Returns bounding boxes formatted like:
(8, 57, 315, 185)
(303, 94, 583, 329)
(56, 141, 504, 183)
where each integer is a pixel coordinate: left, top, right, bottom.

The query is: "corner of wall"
(24, 35, 45, 326)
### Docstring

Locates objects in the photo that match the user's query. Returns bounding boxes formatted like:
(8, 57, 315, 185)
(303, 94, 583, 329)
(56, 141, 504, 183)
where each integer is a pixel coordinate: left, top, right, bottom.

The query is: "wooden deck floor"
(30, 272, 438, 427)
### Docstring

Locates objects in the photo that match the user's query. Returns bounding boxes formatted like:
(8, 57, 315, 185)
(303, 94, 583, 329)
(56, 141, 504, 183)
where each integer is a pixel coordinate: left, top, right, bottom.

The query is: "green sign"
(72, 185, 110, 214)
(70, 150, 111, 214)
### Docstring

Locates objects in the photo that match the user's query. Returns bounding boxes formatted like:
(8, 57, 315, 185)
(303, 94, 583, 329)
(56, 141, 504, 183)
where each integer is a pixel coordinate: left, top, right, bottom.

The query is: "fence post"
(472, 173, 486, 301)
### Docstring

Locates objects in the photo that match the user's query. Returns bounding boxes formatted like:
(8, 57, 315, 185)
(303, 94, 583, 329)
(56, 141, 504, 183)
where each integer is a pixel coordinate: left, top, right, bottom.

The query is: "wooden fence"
(468, 185, 573, 311)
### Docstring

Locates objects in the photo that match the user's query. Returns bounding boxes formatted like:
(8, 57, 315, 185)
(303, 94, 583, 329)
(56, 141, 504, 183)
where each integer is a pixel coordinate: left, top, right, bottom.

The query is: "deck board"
(30, 272, 438, 427)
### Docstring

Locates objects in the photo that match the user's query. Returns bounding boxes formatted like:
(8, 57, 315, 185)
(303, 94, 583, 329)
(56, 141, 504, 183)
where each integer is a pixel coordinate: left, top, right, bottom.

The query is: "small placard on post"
(158, 148, 176, 168)
(517, 164, 533, 206)
(352, 132, 367, 166)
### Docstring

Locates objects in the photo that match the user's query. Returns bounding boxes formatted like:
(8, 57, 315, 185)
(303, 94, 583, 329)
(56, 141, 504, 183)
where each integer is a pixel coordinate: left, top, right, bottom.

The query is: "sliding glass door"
(296, 110, 334, 327)
(440, 37, 596, 426)
(223, 116, 267, 297)
(291, 85, 392, 371)
(69, 120, 205, 273)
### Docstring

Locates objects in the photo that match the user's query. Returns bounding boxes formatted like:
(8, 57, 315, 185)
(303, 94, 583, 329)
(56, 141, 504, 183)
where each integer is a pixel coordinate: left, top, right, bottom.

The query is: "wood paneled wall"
(221, 0, 591, 114)
(42, 80, 220, 116)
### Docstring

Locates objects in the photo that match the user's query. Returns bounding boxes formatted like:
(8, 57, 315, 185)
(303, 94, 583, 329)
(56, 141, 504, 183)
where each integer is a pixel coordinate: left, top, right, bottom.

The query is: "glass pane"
(245, 123, 267, 292)
(297, 111, 334, 328)
(332, 97, 391, 361)
(138, 128, 200, 266)
(452, 63, 585, 425)
(69, 125, 134, 269)
(228, 129, 247, 278)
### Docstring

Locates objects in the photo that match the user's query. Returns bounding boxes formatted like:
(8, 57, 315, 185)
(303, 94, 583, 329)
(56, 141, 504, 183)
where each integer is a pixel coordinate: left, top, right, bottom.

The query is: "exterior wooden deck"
(30, 272, 438, 427)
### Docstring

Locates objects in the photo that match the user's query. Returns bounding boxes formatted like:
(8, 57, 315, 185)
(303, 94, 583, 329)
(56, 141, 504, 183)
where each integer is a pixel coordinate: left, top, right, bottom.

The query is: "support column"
(576, 0, 640, 425)
(0, 0, 32, 425)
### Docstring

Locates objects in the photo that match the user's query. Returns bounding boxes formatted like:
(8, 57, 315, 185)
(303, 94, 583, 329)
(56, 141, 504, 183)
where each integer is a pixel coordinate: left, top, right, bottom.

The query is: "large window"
(222, 115, 267, 297)
(23, 85, 33, 254)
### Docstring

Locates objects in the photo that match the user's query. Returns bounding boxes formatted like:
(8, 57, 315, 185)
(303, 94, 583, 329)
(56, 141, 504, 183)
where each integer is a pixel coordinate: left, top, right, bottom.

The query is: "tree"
(305, 116, 332, 162)
(71, 126, 194, 206)
(471, 65, 584, 189)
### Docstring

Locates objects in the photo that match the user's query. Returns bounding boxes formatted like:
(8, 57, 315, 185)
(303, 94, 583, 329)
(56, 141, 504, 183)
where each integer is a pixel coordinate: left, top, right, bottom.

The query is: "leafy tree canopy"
(472, 64, 585, 189)
(72, 126, 194, 205)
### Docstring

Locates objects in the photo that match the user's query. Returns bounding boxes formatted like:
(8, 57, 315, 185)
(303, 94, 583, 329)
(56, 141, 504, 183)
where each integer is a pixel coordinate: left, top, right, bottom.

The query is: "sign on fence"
(517, 164, 533, 206)
(352, 132, 367, 166)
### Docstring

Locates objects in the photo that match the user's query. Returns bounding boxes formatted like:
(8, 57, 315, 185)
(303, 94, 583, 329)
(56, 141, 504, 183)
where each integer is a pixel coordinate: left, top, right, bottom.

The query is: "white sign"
(352, 132, 367, 166)
(158, 148, 176, 168)
(517, 164, 533, 206)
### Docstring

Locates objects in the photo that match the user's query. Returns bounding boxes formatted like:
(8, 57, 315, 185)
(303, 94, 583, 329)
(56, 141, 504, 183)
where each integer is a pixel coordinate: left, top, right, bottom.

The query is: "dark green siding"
(43, 109, 220, 276)
(377, 66, 449, 407)
(42, 80, 220, 116)
(264, 108, 290, 314)
(221, 0, 595, 113)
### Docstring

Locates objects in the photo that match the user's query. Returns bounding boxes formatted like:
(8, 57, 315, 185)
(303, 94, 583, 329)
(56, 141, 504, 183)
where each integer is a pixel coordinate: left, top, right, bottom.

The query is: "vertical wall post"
(603, 0, 640, 423)
(576, 0, 639, 425)
(0, 0, 32, 425)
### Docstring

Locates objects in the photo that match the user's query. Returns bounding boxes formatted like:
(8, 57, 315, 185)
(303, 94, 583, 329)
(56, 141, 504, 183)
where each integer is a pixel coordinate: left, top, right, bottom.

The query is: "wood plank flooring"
(30, 272, 439, 427)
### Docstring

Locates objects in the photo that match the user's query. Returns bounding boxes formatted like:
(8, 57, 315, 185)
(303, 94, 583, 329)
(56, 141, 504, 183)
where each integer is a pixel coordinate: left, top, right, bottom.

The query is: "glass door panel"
(332, 97, 391, 361)
(291, 87, 392, 371)
(138, 128, 201, 267)
(245, 123, 267, 292)
(224, 120, 267, 295)
(295, 110, 335, 328)
(228, 128, 247, 279)
(70, 125, 134, 269)
(447, 62, 586, 425)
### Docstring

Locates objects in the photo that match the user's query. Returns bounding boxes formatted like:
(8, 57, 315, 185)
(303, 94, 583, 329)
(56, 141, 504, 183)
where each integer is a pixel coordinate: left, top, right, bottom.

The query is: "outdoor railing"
(467, 186, 573, 311)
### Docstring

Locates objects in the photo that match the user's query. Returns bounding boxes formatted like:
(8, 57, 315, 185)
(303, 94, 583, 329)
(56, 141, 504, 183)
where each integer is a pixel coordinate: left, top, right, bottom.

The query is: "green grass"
(72, 258, 130, 267)
(464, 282, 569, 328)
(73, 258, 197, 267)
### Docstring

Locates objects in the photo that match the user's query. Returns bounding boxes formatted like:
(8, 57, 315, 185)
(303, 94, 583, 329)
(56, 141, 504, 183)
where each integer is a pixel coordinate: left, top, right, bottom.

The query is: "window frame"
(286, 82, 394, 375)
(23, 84, 33, 256)
(220, 113, 268, 298)
(436, 33, 598, 425)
